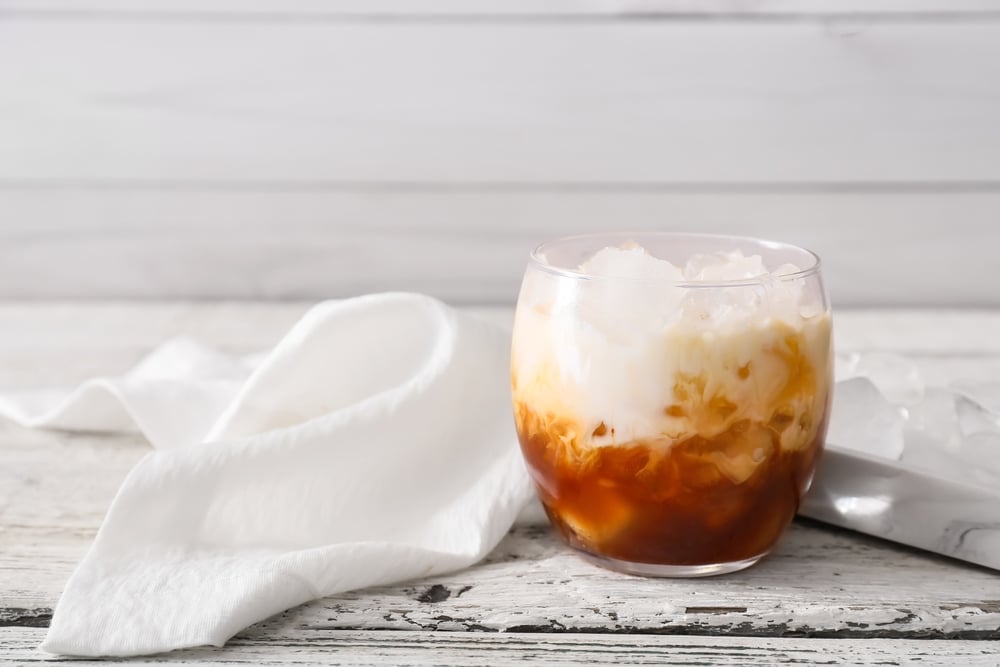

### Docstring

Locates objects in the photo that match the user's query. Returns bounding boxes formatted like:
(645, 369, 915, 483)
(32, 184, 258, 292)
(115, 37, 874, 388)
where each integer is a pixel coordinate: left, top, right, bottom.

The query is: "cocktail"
(511, 233, 833, 576)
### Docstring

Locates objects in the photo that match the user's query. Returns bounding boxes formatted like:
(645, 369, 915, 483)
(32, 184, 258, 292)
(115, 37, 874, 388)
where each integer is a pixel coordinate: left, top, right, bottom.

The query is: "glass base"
(576, 549, 769, 578)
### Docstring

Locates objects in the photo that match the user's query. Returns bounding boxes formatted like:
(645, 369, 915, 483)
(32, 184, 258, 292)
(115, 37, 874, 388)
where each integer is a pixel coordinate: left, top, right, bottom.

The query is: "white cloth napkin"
(0, 293, 534, 657)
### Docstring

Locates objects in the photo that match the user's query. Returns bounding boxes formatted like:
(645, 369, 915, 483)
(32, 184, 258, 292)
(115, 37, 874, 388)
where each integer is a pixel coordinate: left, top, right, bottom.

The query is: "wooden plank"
(3, 629, 1000, 666)
(2, 304, 999, 644)
(2, 0, 999, 17)
(153, 521, 1000, 639)
(10, 516, 1000, 640)
(1, 22, 998, 184)
(3, 630, 1000, 667)
(1, 191, 998, 305)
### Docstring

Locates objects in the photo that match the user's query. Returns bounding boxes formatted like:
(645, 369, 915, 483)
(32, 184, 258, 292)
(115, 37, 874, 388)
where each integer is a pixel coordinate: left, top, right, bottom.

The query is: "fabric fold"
(1, 293, 533, 657)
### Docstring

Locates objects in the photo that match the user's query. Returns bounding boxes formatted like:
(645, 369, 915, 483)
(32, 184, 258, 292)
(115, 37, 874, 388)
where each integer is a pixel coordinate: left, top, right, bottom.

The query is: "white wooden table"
(2, 303, 999, 665)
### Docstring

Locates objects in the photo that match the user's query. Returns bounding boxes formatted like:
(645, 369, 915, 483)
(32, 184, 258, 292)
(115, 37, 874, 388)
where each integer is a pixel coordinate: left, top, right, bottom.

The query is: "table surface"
(1, 302, 999, 665)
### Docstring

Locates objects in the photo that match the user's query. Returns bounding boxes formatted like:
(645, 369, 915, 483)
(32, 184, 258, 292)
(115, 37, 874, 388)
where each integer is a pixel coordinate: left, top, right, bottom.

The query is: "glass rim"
(528, 231, 823, 288)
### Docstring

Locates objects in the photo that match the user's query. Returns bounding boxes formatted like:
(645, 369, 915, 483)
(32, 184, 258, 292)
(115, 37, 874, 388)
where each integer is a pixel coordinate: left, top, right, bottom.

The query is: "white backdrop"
(1, 0, 998, 304)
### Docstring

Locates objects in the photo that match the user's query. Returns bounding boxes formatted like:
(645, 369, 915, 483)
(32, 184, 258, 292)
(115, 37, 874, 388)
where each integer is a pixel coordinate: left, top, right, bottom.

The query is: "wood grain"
(1, 20, 998, 184)
(4, 629, 1000, 666)
(2, 3, 997, 303)
(2, 304, 999, 659)
(176, 522, 1000, 639)
(3, 191, 999, 305)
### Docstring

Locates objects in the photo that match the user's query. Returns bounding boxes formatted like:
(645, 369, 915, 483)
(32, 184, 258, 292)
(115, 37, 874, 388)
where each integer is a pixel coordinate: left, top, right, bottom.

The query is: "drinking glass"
(511, 233, 833, 576)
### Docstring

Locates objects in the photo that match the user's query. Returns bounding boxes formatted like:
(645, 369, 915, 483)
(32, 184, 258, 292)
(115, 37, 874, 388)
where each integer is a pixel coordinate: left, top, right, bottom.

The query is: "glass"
(510, 232, 833, 577)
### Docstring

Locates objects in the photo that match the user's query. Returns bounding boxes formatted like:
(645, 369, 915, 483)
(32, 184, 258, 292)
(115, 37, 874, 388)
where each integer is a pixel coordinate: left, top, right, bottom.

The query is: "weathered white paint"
(1, 2, 998, 302)
(1, 303, 998, 666)
(4, 629, 1000, 666)
(2, 20, 998, 184)
(3, 192, 999, 305)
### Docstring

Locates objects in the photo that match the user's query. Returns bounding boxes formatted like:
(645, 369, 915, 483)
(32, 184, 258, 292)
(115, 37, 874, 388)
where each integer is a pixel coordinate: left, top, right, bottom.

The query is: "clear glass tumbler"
(511, 233, 833, 577)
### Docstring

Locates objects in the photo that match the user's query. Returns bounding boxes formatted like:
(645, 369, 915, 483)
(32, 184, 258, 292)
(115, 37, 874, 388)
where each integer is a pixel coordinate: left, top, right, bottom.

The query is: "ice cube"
(951, 382, 1000, 437)
(575, 243, 813, 333)
(576, 243, 685, 336)
(901, 388, 961, 477)
(903, 428, 1000, 488)
(683, 250, 768, 282)
(772, 262, 804, 278)
(679, 280, 766, 326)
(836, 352, 924, 405)
(900, 387, 1000, 488)
(764, 268, 809, 322)
(835, 352, 861, 381)
(904, 387, 959, 442)
(951, 380, 1000, 413)
(826, 377, 906, 460)
(955, 395, 1000, 437)
(901, 429, 955, 476)
(956, 431, 1000, 487)
(580, 243, 684, 283)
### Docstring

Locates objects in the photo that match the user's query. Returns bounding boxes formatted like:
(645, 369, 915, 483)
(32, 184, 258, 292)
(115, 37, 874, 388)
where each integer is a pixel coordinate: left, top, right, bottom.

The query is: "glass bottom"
(576, 548, 770, 578)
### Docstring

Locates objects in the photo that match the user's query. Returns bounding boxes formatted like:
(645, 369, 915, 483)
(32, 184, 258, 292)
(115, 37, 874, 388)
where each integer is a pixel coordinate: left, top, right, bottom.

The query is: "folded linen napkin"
(0, 293, 534, 657)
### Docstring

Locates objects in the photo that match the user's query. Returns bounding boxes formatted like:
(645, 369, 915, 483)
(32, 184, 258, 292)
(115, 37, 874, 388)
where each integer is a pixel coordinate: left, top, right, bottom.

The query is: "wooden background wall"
(1, 1, 998, 305)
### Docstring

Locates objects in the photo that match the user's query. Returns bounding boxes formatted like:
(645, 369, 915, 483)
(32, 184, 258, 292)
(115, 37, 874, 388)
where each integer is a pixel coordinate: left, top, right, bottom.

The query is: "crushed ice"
(829, 352, 1000, 488)
(827, 377, 906, 460)
(575, 244, 811, 333)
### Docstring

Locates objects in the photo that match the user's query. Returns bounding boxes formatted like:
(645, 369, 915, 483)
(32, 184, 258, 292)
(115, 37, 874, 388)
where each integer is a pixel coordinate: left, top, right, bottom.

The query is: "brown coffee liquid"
(515, 405, 824, 566)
